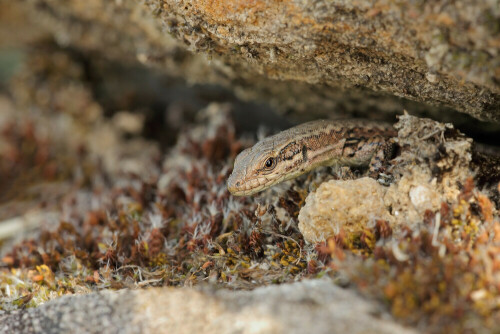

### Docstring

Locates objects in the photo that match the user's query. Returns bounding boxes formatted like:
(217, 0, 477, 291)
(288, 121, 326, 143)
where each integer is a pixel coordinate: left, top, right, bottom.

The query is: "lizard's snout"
(227, 170, 244, 195)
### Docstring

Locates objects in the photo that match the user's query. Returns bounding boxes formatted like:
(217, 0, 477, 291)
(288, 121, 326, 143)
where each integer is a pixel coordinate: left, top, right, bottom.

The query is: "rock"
(298, 177, 393, 243)
(155, 0, 500, 120)
(0, 279, 417, 334)
(384, 169, 443, 224)
(1, 0, 499, 121)
(384, 113, 474, 224)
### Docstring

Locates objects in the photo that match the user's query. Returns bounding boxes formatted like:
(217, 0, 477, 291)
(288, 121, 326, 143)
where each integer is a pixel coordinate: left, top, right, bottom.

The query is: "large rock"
(0, 279, 417, 334)
(1, 0, 499, 121)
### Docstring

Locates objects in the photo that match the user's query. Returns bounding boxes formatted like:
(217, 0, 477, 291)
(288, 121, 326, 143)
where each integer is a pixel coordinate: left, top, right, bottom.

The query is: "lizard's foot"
(368, 140, 398, 178)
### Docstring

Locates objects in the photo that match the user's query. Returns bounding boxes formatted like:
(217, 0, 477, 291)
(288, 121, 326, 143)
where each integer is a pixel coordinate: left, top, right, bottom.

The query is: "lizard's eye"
(264, 157, 276, 169)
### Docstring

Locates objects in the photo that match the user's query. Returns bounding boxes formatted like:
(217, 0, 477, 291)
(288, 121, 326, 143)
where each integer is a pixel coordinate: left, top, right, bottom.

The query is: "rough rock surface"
(298, 177, 393, 243)
(0, 279, 417, 334)
(385, 114, 475, 223)
(2, 0, 499, 121)
(154, 0, 500, 119)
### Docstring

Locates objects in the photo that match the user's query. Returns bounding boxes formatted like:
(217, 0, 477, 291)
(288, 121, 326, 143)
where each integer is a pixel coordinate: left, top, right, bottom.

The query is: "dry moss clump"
(0, 78, 312, 310)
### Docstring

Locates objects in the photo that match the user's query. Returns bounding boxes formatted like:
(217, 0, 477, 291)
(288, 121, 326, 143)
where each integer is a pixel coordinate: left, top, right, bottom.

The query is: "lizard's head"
(227, 135, 306, 196)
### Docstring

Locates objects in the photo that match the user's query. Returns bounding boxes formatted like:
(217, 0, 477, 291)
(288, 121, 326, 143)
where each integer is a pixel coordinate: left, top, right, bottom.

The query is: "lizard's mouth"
(227, 174, 269, 196)
(227, 172, 288, 196)
(227, 186, 265, 196)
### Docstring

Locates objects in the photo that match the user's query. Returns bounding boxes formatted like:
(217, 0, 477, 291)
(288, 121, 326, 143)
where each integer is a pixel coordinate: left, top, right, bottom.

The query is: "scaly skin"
(227, 119, 397, 196)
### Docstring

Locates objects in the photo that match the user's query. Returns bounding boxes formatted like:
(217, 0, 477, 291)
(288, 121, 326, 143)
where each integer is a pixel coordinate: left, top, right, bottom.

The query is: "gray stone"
(0, 279, 417, 334)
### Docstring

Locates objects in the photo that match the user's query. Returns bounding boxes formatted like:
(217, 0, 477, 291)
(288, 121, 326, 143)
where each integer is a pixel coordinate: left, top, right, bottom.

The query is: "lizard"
(227, 119, 398, 196)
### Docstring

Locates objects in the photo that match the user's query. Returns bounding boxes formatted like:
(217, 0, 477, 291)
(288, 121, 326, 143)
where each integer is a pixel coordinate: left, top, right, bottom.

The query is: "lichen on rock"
(385, 113, 474, 224)
(298, 178, 393, 243)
